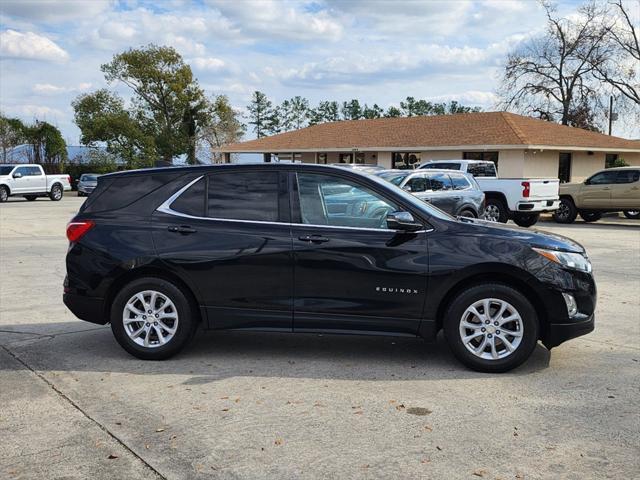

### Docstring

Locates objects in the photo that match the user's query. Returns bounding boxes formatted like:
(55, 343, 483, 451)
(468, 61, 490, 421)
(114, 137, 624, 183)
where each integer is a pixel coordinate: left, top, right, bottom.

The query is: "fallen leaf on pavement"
(108, 454, 118, 459)
(472, 469, 487, 477)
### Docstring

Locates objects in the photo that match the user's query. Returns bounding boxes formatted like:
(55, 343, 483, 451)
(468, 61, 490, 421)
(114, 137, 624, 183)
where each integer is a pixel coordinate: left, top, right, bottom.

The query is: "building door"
(558, 153, 572, 183)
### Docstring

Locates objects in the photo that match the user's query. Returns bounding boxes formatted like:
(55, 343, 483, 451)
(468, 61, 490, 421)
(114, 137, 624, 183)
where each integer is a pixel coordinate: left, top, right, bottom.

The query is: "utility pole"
(608, 96, 618, 135)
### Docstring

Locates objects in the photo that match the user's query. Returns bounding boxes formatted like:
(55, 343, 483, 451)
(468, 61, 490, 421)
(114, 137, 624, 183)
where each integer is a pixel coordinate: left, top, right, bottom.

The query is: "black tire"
(49, 184, 63, 201)
(458, 209, 477, 218)
(0, 186, 8, 203)
(579, 211, 602, 222)
(483, 198, 509, 223)
(110, 277, 198, 360)
(24, 195, 37, 201)
(552, 197, 577, 224)
(443, 283, 539, 373)
(623, 210, 640, 219)
(77, 191, 84, 197)
(513, 213, 540, 228)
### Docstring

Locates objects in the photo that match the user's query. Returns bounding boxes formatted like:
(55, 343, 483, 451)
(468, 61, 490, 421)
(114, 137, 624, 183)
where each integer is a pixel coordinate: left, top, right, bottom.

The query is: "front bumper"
(543, 313, 595, 349)
(516, 199, 560, 213)
(63, 292, 107, 325)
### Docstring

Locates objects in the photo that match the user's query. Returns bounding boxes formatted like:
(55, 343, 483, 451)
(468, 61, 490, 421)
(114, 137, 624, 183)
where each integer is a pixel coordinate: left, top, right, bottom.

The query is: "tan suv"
(553, 166, 640, 223)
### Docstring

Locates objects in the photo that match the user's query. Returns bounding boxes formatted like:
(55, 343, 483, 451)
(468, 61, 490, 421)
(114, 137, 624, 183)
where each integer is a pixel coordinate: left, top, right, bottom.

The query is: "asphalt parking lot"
(1, 195, 638, 480)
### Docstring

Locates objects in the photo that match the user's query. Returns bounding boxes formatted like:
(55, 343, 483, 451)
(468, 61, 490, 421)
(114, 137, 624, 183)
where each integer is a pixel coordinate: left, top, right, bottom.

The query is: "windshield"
(375, 171, 409, 186)
(367, 171, 454, 221)
(81, 174, 98, 181)
(0, 166, 14, 175)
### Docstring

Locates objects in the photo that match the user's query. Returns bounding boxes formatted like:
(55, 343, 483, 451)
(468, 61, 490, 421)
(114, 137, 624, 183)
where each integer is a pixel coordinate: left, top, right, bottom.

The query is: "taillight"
(67, 221, 94, 242)
(68, 175, 72, 185)
(521, 181, 530, 198)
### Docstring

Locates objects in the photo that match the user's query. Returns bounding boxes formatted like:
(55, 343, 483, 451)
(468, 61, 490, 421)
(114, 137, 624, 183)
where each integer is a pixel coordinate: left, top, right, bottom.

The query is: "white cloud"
(0, 0, 112, 22)
(0, 30, 69, 62)
(32, 82, 92, 95)
(191, 57, 226, 71)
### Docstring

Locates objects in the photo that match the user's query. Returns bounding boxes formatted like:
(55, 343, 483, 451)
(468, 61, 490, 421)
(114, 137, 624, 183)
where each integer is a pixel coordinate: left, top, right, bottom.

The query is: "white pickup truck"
(420, 160, 559, 227)
(0, 164, 72, 202)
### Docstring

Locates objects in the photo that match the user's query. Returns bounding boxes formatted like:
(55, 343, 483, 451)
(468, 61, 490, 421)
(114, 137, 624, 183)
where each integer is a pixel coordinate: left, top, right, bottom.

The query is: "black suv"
(64, 164, 596, 372)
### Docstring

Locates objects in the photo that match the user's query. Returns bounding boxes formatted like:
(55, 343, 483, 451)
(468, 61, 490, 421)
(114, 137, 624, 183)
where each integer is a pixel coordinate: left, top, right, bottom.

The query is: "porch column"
(223, 152, 231, 163)
(263, 153, 271, 163)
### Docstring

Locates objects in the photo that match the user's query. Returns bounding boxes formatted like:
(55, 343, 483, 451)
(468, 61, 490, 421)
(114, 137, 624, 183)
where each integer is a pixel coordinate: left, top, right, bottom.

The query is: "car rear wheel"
(623, 210, 640, 219)
(49, 184, 63, 201)
(443, 283, 539, 373)
(0, 186, 8, 203)
(110, 277, 198, 360)
(552, 198, 577, 223)
(579, 211, 602, 222)
(483, 198, 508, 223)
(512, 213, 540, 228)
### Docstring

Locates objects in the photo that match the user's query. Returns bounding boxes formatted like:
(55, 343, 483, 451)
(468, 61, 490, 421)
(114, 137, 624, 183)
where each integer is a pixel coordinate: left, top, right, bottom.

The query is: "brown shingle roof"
(221, 112, 640, 152)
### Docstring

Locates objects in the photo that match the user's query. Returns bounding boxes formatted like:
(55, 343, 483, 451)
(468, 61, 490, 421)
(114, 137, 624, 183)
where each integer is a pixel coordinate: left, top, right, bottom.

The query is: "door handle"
(298, 234, 330, 243)
(168, 225, 197, 234)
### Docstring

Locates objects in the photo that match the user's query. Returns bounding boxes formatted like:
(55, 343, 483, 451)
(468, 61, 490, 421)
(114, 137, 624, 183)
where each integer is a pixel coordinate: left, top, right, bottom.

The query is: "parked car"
(375, 169, 485, 218)
(553, 166, 640, 223)
(77, 173, 100, 197)
(420, 160, 559, 227)
(0, 164, 71, 202)
(64, 164, 596, 373)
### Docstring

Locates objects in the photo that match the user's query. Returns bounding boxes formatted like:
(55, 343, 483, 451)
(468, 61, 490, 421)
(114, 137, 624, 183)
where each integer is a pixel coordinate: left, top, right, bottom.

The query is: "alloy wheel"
(556, 201, 570, 220)
(52, 186, 62, 200)
(122, 290, 179, 348)
(484, 205, 500, 222)
(458, 298, 523, 360)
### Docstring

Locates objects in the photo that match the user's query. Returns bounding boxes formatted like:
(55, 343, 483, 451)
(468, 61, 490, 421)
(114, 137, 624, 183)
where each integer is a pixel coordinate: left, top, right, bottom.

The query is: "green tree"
(264, 105, 283, 135)
(0, 115, 25, 162)
(100, 44, 209, 164)
(362, 104, 383, 119)
(280, 96, 309, 131)
(341, 99, 363, 120)
(72, 89, 155, 168)
(22, 121, 67, 173)
(197, 94, 245, 163)
(400, 96, 417, 116)
(247, 91, 273, 137)
(384, 106, 402, 117)
(308, 101, 340, 125)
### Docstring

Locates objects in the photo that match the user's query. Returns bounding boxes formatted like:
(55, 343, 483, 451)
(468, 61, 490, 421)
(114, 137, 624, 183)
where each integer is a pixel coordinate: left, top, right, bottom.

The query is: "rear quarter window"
(82, 174, 169, 213)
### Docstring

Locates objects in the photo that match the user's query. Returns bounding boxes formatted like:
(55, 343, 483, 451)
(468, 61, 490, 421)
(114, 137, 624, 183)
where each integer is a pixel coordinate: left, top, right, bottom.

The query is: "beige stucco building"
(220, 112, 640, 183)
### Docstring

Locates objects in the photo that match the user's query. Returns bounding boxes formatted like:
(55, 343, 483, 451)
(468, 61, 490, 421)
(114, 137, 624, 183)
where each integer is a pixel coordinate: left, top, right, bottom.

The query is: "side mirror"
(402, 185, 412, 192)
(386, 211, 422, 231)
(12, 172, 22, 179)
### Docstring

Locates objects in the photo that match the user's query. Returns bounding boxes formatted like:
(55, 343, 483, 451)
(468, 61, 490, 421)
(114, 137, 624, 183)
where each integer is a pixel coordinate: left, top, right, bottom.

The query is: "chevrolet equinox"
(64, 164, 596, 372)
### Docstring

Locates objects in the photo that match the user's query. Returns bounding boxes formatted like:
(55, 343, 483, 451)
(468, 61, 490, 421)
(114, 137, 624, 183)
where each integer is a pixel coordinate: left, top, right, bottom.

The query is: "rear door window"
(615, 170, 640, 184)
(207, 171, 279, 222)
(423, 163, 461, 170)
(427, 173, 453, 191)
(467, 162, 496, 177)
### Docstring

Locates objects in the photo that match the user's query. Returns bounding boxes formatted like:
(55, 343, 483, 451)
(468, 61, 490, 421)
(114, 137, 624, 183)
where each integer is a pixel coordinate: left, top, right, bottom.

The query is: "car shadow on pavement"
(1, 321, 551, 380)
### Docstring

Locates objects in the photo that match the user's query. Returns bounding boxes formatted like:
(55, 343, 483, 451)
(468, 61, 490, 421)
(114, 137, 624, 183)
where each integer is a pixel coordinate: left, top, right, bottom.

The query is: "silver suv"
(375, 169, 485, 218)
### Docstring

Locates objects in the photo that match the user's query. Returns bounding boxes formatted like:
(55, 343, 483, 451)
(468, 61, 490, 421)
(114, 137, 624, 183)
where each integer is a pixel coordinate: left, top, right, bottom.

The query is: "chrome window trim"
(156, 175, 433, 234)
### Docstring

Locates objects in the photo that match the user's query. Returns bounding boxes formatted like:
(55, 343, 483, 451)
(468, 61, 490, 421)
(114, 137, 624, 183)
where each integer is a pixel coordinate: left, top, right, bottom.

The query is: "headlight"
(532, 248, 592, 273)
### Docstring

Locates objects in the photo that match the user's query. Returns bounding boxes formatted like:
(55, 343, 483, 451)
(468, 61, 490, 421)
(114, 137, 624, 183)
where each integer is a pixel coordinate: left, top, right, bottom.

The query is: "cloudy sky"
(2, 0, 628, 144)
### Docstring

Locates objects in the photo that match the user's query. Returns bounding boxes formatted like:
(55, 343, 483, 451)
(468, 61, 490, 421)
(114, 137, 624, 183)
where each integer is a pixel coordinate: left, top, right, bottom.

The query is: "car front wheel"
(110, 277, 198, 360)
(443, 283, 539, 373)
(0, 186, 8, 203)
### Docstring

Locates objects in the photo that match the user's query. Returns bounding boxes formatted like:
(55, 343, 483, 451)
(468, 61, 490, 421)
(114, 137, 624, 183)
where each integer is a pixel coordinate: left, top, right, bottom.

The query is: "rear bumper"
(63, 293, 107, 325)
(542, 313, 595, 349)
(516, 199, 560, 213)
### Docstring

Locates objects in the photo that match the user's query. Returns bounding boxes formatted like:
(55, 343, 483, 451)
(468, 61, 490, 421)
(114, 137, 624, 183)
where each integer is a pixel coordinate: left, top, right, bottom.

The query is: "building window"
(605, 154, 619, 168)
(317, 153, 327, 164)
(392, 152, 421, 169)
(338, 153, 352, 163)
(558, 153, 572, 183)
(462, 151, 499, 171)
